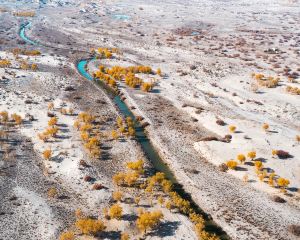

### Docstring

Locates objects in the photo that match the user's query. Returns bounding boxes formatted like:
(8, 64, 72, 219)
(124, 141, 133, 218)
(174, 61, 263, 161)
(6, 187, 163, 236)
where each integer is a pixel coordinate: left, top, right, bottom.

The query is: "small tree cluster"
(252, 73, 279, 88)
(75, 112, 101, 159)
(0, 59, 12, 68)
(75, 218, 106, 235)
(286, 86, 300, 95)
(94, 63, 157, 92)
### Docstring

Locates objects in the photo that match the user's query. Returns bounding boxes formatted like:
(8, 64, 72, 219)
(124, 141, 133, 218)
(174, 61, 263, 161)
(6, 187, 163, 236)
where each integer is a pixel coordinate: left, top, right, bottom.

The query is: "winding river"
(19, 22, 227, 239)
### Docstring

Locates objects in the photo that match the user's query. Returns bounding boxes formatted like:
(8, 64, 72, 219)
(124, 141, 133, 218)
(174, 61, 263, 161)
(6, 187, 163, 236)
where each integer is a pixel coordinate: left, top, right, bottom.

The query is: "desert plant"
(59, 231, 75, 240)
(126, 159, 144, 173)
(237, 154, 246, 164)
(262, 123, 269, 131)
(134, 196, 141, 206)
(48, 117, 57, 126)
(226, 160, 238, 170)
(136, 210, 163, 235)
(112, 191, 123, 202)
(277, 177, 290, 190)
(121, 232, 130, 240)
(43, 149, 52, 160)
(47, 187, 57, 198)
(254, 161, 263, 170)
(109, 204, 123, 219)
(229, 125, 236, 133)
(75, 218, 106, 235)
(247, 151, 256, 160)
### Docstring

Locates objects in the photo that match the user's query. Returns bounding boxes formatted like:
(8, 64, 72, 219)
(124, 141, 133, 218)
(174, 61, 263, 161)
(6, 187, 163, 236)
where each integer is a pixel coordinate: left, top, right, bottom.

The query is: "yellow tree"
(109, 204, 123, 219)
(75, 218, 106, 235)
(136, 210, 163, 235)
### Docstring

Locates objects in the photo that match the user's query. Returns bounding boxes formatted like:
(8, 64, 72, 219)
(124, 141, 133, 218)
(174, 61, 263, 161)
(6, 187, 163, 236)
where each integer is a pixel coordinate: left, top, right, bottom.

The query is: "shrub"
(48, 117, 57, 126)
(113, 172, 126, 186)
(75, 218, 106, 235)
(126, 159, 144, 173)
(121, 232, 130, 240)
(286, 86, 300, 95)
(216, 119, 225, 126)
(92, 183, 103, 190)
(136, 210, 163, 234)
(11, 113, 23, 125)
(134, 196, 141, 206)
(271, 195, 286, 203)
(226, 160, 238, 170)
(0, 59, 12, 68)
(43, 149, 52, 160)
(247, 151, 256, 160)
(218, 163, 228, 172)
(262, 123, 269, 131)
(237, 154, 246, 163)
(228, 125, 236, 133)
(124, 172, 139, 186)
(109, 204, 123, 219)
(254, 161, 263, 170)
(47, 187, 57, 198)
(59, 231, 75, 240)
(296, 135, 300, 142)
(84, 175, 92, 182)
(112, 191, 123, 202)
(288, 225, 300, 236)
(277, 178, 290, 188)
(48, 103, 54, 110)
(141, 82, 153, 92)
(111, 130, 119, 140)
(157, 68, 162, 76)
(273, 150, 291, 159)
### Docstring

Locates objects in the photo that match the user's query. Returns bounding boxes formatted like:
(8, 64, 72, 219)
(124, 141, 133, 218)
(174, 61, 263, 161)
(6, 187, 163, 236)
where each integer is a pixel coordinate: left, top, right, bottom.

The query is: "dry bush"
(272, 150, 291, 159)
(59, 231, 75, 240)
(286, 86, 300, 95)
(109, 204, 123, 219)
(13, 11, 35, 17)
(288, 225, 300, 237)
(229, 125, 236, 133)
(47, 187, 57, 198)
(216, 119, 225, 126)
(84, 175, 92, 182)
(92, 183, 103, 190)
(226, 160, 238, 170)
(218, 163, 228, 172)
(271, 195, 286, 203)
(75, 218, 106, 235)
(252, 73, 279, 88)
(112, 191, 123, 202)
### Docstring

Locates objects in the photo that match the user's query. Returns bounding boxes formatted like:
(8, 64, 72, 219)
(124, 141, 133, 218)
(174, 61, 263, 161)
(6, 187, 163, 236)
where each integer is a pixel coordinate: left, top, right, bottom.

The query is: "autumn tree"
(59, 231, 75, 240)
(76, 218, 106, 235)
(226, 160, 238, 170)
(43, 149, 52, 160)
(112, 191, 123, 202)
(237, 154, 246, 164)
(247, 151, 256, 160)
(109, 204, 123, 219)
(136, 210, 163, 235)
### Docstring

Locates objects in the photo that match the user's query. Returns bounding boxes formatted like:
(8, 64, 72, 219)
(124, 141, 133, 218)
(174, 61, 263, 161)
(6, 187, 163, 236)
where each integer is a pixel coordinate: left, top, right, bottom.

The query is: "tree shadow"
(148, 221, 180, 237)
(99, 230, 120, 240)
(122, 213, 138, 222)
(244, 161, 254, 166)
(256, 157, 268, 163)
(235, 166, 248, 171)
(287, 187, 298, 192)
